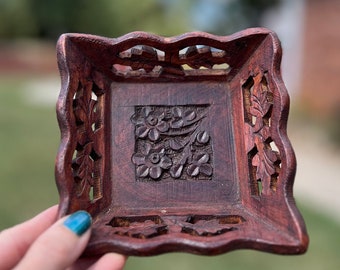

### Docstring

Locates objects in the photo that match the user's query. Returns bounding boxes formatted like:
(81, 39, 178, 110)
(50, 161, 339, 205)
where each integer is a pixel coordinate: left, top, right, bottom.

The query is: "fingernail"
(63, 211, 92, 236)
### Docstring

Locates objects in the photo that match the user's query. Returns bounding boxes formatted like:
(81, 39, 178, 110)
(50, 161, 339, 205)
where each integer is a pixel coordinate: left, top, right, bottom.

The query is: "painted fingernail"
(63, 211, 92, 236)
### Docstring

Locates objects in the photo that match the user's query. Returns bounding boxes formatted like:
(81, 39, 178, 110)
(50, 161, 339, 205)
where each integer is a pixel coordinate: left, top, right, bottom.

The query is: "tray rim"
(55, 27, 308, 256)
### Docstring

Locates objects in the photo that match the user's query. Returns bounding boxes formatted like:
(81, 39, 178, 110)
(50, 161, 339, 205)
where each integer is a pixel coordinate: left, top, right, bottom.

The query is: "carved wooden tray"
(55, 28, 308, 256)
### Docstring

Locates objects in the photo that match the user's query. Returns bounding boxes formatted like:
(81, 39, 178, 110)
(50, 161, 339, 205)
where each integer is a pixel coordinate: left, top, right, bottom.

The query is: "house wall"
(301, 0, 340, 115)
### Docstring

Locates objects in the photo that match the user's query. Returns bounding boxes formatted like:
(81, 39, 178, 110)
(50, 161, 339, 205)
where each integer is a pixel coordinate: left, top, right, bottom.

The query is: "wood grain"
(55, 28, 308, 256)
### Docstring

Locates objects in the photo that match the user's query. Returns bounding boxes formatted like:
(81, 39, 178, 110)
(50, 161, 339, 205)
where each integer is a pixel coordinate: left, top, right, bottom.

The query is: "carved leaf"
(171, 107, 182, 118)
(184, 109, 196, 121)
(184, 46, 226, 69)
(252, 143, 278, 194)
(170, 164, 184, 178)
(183, 219, 233, 236)
(131, 105, 213, 181)
(120, 46, 159, 73)
(193, 153, 209, 164)
(250, 85, 272, 132)
(162, 216, 234, 236)
(112, 220, 166, 238)
(187, 164, 200, 177)
(196, 131, 210, 144)
(169, 137, 186, 150)
(199, 163, 213, 176)
(72, 142, 95, 194)
(156, 120, 169, 132)
(170, 118, 184, 129)
(162, 216, 192, 233)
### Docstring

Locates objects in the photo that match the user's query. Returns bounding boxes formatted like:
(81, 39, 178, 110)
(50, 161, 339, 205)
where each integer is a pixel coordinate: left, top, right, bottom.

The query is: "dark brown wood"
(55, 28, 308, 256)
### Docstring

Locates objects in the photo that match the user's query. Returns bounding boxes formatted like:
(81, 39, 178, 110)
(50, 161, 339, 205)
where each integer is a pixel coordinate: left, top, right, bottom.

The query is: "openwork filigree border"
(243, 72, 281, 196)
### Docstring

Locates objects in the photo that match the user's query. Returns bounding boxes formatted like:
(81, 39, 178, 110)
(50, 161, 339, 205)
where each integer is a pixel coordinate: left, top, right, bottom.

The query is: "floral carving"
(131, 107, 169, 141)
(113, 45, 229, 78)
(110, 215, 242, 239)
(131, 105, 213, 181)
(71, 79, 104, 201)
(132, 143, 172, 180)
(243, 73, 281, 196)
(111, 219, 167, 239)
(186, 153, 213, 177)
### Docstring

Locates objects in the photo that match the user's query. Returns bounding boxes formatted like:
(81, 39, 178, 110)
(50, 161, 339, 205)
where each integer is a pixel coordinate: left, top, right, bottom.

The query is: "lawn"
(1, 77, 339, 269)
(0, 77, 59, 226)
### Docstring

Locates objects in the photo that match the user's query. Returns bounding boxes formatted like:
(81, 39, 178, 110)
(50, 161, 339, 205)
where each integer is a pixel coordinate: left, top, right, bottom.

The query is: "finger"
(0, 205, 58, 269)
(87, 253, 127, 270)
(14, 211, 92, 270)
(68, 253, 127, 270)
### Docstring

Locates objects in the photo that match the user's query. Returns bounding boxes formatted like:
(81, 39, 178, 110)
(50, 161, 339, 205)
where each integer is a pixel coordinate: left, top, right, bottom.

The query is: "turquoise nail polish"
(63, 211, 92, 236)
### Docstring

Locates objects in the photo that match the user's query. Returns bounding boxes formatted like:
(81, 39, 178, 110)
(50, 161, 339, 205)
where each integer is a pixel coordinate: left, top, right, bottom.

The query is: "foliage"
(0, 0, 190, 40)
(0, 0, 280, 40)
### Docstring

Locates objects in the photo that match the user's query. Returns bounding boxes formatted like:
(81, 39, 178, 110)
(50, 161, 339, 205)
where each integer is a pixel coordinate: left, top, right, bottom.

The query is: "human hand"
(0, 205, 127, 270)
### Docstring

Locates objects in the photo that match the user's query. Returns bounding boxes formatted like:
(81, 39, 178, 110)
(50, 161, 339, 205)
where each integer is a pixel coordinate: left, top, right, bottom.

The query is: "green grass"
(1, 77, 340, 269)
(125, 205, 340, 270)
(0, 77, 59, 227)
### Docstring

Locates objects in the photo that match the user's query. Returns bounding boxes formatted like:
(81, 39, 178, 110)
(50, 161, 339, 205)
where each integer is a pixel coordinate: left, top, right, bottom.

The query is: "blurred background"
(1, 0, 339, 269)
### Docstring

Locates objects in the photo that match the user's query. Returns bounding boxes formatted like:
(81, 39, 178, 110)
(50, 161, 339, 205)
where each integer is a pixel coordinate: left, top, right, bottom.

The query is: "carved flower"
(187, 153, 213, 177)
(132, 143, 172, 180)
(131, 107, 169, 141)
(169, 107, 196, 129)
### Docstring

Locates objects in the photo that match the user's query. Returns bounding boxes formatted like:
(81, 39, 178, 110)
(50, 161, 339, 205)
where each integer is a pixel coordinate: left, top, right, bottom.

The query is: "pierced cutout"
(243, 73, 281, 196)
(70, 77, 104, 202)
(112, 43, 231, 78)
(108, 215, 243, 239)
(56, 29, 308, 257)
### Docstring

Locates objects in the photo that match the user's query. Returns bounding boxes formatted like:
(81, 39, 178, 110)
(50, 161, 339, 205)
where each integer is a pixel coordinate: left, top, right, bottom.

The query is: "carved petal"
(149, 166, 162, 179)
(170, 118, 184, 129)
(187, 164, 200, 177)
(136, 125, 149, 138)
(142, 142, 152, 155)
(199, 163, 213, 176)
(148, 128, 160, 141)
(196, 131, 210, 144)
(156, 120, 169, 132)
(141, 106, 152, 117)
(184, 109, 196, 121)
(171, 107, 182, 118)
(132, 153, 146, 166)
(136, 165, 149, 178)
(159, 156, 172, 169)
(193, 153, 209, 164)
(130, 114, 144, 125)
(170, 164, 184, 178)
(169, 137, 185, 150)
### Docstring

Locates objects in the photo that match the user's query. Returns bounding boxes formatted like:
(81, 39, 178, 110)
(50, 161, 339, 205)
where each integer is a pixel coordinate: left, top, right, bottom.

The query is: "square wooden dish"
(55, 28, 308, 256)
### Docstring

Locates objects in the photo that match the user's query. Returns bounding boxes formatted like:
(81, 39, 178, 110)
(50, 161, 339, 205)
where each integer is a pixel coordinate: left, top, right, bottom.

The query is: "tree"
(0, 0, 189, 40)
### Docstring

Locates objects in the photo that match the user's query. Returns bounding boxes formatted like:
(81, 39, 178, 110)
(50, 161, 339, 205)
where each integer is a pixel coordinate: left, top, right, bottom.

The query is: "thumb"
(14, 211, 92, 270)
